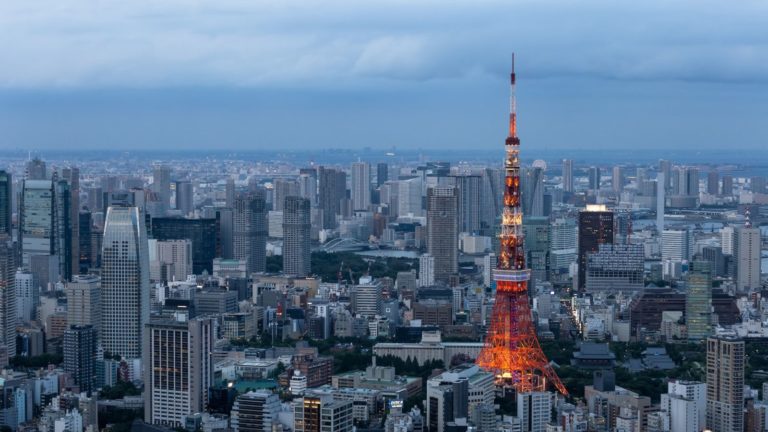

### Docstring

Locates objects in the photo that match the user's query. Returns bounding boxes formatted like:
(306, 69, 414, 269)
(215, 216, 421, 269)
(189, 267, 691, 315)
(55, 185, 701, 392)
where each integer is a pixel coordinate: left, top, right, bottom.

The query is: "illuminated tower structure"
(476, 56, 567, 395)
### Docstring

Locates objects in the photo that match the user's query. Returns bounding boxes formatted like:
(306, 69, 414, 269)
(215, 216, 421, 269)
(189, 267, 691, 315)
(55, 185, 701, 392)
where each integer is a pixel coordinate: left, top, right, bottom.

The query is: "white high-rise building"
(143, 316, 216, 427)
(662, 229, 692, 262)
(101, 206, 150, 360)
(562, 159, 574, 193)
(517, 392, 552, 432)
(419, 254, 435, 287)
(735, 225, 761, 292)
(398, 178, 422, 217)
(667, 381, 706, 428)
(351, 162, 371, 211)
(720, 226, 735, 255)
(353, 277, 382, 318)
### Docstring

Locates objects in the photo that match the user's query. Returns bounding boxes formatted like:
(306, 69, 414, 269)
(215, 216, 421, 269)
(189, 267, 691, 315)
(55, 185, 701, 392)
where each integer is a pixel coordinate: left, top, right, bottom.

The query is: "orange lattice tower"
(476, 55, 568, 395)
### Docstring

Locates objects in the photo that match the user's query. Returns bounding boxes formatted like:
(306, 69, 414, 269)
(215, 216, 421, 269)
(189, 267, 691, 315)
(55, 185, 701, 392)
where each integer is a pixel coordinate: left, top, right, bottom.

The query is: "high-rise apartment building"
(351, 162, 371, 211)
(720, 226, 735, 256)
(612, 166, 624, 193)
(143, 316, 216, 427)
(706, 336, 744, 432)
(562, 159, 574, 193)
(735, 225, 761, 292)
(273, 178, 299, 212)
(66, 275, 101, 333)
(577, 205, 614, 291)
(318, 167, 347, 229)
(298, 173, 318, 207)
(233, 191, 267, 275)
(282, 197, 311, 277)
(231, 390, 281, 432)
(419, 254, 435, 287)
(398, 178, 422, 217)
(427, 186, 458, 283)
(63, 325, 97, 394)
(686, 261, 712, 341)
(101, 206, 150, 360)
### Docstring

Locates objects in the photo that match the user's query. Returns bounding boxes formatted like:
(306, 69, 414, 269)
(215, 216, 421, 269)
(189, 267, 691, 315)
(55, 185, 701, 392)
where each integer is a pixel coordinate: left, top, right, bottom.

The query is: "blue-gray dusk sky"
(1, 0, 767, 153)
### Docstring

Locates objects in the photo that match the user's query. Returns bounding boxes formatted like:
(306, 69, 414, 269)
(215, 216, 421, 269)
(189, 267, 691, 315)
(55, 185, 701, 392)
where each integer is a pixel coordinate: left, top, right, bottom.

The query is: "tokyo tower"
(476, 55, 568, 395)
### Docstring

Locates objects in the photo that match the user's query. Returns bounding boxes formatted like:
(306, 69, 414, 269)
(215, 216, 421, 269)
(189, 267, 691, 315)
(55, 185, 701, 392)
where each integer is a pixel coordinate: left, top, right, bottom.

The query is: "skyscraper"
(662, 229, 692, 262)
(298, 173, 318, 207)
(351, 162, 371, 211)
(376, 162, 389, 187)
(26, 157, 47, 180)
(63, 325, 97, 394)
(152, 165, 172, 215)
(562, 159, 574, 193)
(686, 261, 712, 341)
(0, 235, 17, 366)
(283, 196, 311, 277)
(152, 216, 219, 275)
(398, 178, 422, 217)
(707, 171, 719, 195)
(721, 175, 733, 196)
(734, 224, 761, 292)
(233, 191, 267, 274)
(419, 253, 435, 287)
(577, 205, 614, 291)
(143, 316, 216, 427)
(0, 171, 11, 236)
(522, 167, 545, 217)
(659, 159, 672, 191)
(318, 167, 347, 229)
(175, 180, 193, 216)
(612, 166, 624, 193)
(427, 186, 458, 283)
(706, 336, 744, 432)
(101, 206, 150, 360)
(66, 275, 101, 333)
(15, 269, 36, 322)
(587, 166, 601, 190)
(60, 167, 80, 279)
(720, 226, 735, 256)
(452, 174, 482, 233)
(19, 180, 56, 268)
(273, 178, 299, 212)
(225, 177, 236, 208)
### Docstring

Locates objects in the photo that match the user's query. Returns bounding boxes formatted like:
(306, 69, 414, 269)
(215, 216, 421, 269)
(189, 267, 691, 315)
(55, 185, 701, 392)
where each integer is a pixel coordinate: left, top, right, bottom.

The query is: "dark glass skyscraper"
(283, 196, 311, 277)
(0, 171, 11, 236)
(577, 205, 614, 291)
(152, 216, 220, 275)
(233, 191, 267, 274)
(426, 186, 458, 283)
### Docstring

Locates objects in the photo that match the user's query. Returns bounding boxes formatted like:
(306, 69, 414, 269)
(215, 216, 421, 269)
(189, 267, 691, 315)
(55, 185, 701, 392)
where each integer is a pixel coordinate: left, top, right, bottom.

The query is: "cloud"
(0, 0, 767, 88)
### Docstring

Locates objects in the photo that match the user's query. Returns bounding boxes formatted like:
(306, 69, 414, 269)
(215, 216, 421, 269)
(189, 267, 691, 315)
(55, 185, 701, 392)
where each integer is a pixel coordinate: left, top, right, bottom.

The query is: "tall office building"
(283, 197, 311, 277)
(26, 157, 47, 180)
(522, 167, 545, 217)
(686, 261, 712, 341)
(562, 159, 574, 193)
(706, 336, 744, 432)
(19, 180, 56, 268)
(734, 224, 761, 292)
(585, 243, 644, 292)
(63, 325, 97, 394)
(60, 167, 80, 279)
(66, 275, 101, 333)
(53, 178, 74, 281)
(419, 254, 435, 287)
(174, 181, 193, 216)
(152, 217, 219, 275)
(587, 166, 601, 190)
(398, 178, 422, 217)
(225, 177, 236, 208)
(143, 316, 216, 427)
(152, 165, 172, 215)
(721, 175, 733, 196)
(0, 235, 17, 366)
(273, 178, 299, 212)
(233, 191, 267, 274)
(452, 174, 483, 234)
(427, 186, 458, 283)
(152, 239, 193, 282)
(352, 278, 382, 318)
(577, 205, 614, 291)
(351, 162, 371, 211)
(231, 390, 281, 432)
(707, 171, 719, 195)
(517, 392, 552, 432)
(101, 206, 150, 360)
(612, 166, 625, 193)
(78, 212, 92, 273)
(0, 171, 11, 236)
(662, 229, 693, 262)
(318, 167, 347, 229)
(295, 395, 353, 432)
(376, 162, 389, 187)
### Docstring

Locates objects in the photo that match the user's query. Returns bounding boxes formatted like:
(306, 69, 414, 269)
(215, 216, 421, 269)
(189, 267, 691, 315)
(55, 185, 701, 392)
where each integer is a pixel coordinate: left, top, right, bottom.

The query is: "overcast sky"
(1, 0, 767, 152)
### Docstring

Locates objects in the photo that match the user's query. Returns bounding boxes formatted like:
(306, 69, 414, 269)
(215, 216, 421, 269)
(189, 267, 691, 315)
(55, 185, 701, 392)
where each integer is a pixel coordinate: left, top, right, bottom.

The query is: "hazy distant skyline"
(1, 0, 767, 151)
